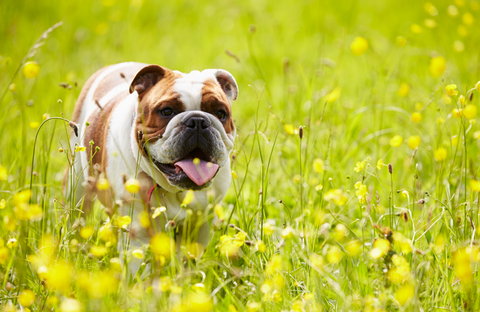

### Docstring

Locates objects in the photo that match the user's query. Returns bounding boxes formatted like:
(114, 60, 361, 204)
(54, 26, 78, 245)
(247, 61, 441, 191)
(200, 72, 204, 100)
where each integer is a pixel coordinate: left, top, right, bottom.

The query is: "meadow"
(1, 0, 480, 311)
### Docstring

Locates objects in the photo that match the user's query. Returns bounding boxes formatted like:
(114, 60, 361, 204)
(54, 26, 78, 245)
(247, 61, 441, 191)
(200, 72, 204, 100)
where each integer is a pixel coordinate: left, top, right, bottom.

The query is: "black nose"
(184, 116, 209, 130)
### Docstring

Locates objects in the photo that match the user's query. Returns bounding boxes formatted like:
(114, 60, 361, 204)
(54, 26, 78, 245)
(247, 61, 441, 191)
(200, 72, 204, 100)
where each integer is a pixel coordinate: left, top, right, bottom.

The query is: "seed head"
(388, 164, 393, 174)
(299, 126, 304, 139)
(69, 121, 79, 137)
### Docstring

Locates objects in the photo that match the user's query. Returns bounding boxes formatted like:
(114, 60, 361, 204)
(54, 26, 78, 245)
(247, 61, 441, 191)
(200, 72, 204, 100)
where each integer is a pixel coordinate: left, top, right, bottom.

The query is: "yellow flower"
(214, 204, 225, 220)
(433, 234, 445, 254)
(14, 190, 31, 205)
(448, 4, 459, 16)
(96, 178, 109, 190)
(407, 136, 421, 150)
(376, 159, 383, 170)
(59, 298, 83, 312)
(0, 199, 5, 209)
(459, 95, 466, 105)
(445, 84, 458, 96)
(98, 224, 114, 242)
(453, 247, 473, 284)
(345, 240, 362, 256)
(312, 158, 324, 173)
(247, 302, 261, 312)
(29, 121, 40, 129)
(124, 178, 141, 193)
(46, 262, 73, 294)
(333, 224, 348, 242)
(185, 291, 213, 312)
(263, 222, 274, 235)
(395, 283, 415, 306)
(152, 206, 166, 219)
(256, 240, 266, 253)
(354, 161, 365, 172)
(0, 246, 9, 264)
(139, 211, 151, 228)
(411, 112, 422, 123)
(281, 226, 295, 239)
(397, 83, 409, 97)
(429, 56, 446, 78)
(396, 36, 407, 47)
(462, 12, 474, 25)
(109, 257, 122, 271)
(326, 87, 341, 103)
(424, 2, 438, 15)
(424, 18, 437, 28)
(151, 233, 174, 259)
(218, 235, 240, 259)
(389, 135, 403, 147)
(79, 227, 94, 240)
(434, 147, 447, 161)
(327, 245, 343, 264)
(323, 189, 347, 206)
(231, 170, 237, 179)
(388, 255, 411, 284)
(355, 184, 368, 203)
(410, 23, 422, 33)
(115, 215, 131, 230)
(18, 289, 35, 307)
(0, 165, 7, 181)
(132, 249, 144, 259)
(284, 124, 297, 135)
(463, 104, 477, 119)
(7, 238, 18, 248)
(90, 245, 108, 257)
(370, 238, 390, 259)
(470, 180, 480, 192)
(350, 36, 368, 56)
(182, 190, 195, 205)
(309, 253, 325, 270)
(452, 108, 463, 118)
(22, 61, 40, 79)
(74, 146, 86, 153)
(265, 255, 282, 275)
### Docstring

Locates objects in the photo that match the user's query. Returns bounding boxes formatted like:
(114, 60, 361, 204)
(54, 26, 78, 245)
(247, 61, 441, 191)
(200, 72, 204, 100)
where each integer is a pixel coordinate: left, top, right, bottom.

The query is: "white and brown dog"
(70, 62, 237, 253)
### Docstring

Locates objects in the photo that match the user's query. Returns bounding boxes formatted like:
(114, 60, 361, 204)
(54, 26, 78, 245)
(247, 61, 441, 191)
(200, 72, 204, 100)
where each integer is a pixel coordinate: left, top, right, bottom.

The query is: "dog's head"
(130, 64, 237, 191)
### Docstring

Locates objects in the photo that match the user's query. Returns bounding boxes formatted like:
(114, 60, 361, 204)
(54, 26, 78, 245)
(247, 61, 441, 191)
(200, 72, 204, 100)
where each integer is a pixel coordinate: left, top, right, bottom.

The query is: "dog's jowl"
(70, 62, 238, 262)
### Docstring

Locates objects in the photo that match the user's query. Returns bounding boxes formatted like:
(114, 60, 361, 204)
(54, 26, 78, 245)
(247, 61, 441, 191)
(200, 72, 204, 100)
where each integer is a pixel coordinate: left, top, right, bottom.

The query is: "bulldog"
(70, 62, 238, 254)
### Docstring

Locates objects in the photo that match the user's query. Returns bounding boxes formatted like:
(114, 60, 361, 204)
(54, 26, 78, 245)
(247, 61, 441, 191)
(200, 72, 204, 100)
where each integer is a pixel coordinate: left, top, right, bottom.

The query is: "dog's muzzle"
(149, 112, 227, 191)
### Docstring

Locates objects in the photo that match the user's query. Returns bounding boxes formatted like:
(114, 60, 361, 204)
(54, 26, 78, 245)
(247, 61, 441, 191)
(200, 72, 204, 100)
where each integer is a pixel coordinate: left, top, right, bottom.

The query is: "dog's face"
(130, 65, 237, 191)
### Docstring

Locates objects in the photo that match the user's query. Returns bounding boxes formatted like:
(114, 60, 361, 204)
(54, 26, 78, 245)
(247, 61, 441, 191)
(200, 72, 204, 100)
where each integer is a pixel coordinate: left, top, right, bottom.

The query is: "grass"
(1, 0, 480, 311)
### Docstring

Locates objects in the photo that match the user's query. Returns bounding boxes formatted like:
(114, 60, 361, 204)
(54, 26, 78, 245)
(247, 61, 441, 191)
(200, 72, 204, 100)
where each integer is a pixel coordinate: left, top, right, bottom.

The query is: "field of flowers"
(2, 0, 480, 311)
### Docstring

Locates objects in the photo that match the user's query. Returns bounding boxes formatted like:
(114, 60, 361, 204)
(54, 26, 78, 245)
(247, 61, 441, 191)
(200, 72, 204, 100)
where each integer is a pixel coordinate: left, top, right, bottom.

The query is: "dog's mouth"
(152, 147, 219, 189)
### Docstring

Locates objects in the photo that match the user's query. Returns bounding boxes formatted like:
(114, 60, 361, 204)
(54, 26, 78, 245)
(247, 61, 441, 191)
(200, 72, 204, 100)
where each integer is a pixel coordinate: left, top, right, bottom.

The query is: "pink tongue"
(174, 159, 219, 186)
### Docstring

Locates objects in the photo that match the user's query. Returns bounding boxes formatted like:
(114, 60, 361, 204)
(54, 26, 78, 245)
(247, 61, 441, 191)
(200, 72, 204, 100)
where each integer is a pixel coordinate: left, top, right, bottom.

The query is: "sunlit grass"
(1, 0, 480, 311)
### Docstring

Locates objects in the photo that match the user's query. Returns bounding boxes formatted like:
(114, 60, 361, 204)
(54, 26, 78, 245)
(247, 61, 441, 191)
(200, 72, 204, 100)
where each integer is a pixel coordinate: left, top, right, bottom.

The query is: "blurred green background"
(2, 0, 480, 309)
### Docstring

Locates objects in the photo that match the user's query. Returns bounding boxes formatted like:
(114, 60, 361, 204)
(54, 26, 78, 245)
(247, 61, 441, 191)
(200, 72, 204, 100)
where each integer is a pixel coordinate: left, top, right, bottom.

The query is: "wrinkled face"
(131, 65, 238, 190)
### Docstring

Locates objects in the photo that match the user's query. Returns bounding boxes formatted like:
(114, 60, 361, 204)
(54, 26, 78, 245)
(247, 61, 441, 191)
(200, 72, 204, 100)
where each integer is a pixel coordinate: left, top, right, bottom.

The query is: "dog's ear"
(211, 70, 239, 102)
(129, 65, 166, 97)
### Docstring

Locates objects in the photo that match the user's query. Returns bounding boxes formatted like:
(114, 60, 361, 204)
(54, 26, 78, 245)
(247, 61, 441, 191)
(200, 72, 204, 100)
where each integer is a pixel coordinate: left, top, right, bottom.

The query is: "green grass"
(1, 0, 480, 311)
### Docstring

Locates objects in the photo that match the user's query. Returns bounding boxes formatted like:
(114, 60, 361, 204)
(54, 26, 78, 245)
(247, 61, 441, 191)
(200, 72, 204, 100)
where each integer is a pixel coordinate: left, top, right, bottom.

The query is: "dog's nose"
(184, 116, 209, 130)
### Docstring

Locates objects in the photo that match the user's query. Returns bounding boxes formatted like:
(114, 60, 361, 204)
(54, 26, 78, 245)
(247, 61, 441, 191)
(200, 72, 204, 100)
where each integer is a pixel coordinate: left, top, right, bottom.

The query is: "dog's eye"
(216, 110, 227, 121)
(160, 108, 174, 117)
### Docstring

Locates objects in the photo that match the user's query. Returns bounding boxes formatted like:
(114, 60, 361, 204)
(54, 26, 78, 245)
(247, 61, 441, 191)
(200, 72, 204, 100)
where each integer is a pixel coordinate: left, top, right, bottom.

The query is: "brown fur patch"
(200, 79, 235, 134)
(135, 71, 185, 151)
(83, 91, 126, 174)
